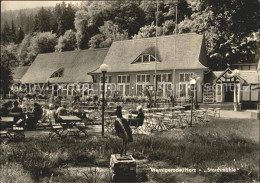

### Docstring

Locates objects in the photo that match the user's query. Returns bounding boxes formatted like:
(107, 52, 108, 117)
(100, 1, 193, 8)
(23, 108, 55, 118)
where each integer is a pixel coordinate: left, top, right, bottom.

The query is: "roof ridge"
(37, 48, 110, 56)
(112, 33, 201, 44)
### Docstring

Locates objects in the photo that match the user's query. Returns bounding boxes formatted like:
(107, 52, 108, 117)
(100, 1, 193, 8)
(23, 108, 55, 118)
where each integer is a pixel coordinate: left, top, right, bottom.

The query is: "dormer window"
(50, 68, 64, 78)
(133, 54, 157, 63)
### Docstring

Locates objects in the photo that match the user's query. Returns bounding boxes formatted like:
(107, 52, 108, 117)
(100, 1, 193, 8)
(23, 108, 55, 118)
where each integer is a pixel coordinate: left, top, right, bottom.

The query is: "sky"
(1, 1, 82, 12)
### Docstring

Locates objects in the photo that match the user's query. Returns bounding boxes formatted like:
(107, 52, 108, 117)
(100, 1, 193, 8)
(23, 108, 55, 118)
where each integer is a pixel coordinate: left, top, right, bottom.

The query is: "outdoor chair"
(143, 114, 154, 132)
(0, 130, 9, 142)
(206, 108, 215, 121)
(49, 122, 64, 139)
(129, 118, 144, 134)
(161, 116, 174, 130)
(151, 115, 167, 132)
(214, 108, 221, 118)
(67, 128, 80, 137)
(10, 125, 25, 141)
(75, 122, 88, 137)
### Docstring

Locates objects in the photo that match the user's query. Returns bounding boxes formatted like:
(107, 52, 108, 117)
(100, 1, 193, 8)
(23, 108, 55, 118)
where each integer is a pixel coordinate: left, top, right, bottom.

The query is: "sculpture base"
(110, 154, 136, 182)
(251, 111, 260, 119)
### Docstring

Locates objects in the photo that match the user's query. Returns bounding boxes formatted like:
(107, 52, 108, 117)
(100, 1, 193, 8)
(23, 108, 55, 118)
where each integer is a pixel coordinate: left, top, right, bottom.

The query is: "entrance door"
(215, 84, 224, 103)
(225, 83, 234, 102)
(118, 84, 130, 97)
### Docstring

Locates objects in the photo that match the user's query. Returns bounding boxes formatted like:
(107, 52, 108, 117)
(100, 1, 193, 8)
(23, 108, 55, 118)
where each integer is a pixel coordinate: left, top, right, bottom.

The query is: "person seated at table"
(0, 103, 10, 117)
(26, 103, 43, 130)
(115, 105, 123, 118)
(10, 101, 25, 127)
(54, 96, 62, 108)
(55, 105, 69, 119)
(129, 106, 145, 127)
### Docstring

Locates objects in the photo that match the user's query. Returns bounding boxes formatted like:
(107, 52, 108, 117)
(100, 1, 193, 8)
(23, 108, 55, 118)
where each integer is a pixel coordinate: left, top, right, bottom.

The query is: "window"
(50, 68, 64, 78)
(100, 75, 112, 83)
(132, 54, 157, 64)
(136, 74, 150, 83)
(179, 73, 193, 82)
(179, 84, 187, 97)
(68, 85, 74, 96)
(117, 75, 130, 83)
(137, 85, 143, 95)
(178, 73, 194, 98)
(153, 74, 172, 83)
(137, 75, 141, 82)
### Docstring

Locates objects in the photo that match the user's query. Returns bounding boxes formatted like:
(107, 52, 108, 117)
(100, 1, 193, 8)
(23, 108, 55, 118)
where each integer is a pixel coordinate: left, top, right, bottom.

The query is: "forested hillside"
(1, 0, 260, 71)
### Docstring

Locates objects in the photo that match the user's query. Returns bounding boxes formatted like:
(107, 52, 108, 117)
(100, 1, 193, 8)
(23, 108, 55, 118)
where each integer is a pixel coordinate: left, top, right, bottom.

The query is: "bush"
(0, 163, 33, 183)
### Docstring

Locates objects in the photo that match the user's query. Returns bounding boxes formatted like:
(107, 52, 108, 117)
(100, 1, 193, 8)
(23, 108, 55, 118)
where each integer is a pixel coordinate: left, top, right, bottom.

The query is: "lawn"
(0, 118, 259, 182)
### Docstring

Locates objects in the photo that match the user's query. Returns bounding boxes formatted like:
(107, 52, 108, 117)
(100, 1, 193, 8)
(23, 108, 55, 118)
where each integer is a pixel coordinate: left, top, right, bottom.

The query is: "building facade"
(11, 33, 259, 107)
(90, 33, 208, 103)
(20, 49, 109, 99)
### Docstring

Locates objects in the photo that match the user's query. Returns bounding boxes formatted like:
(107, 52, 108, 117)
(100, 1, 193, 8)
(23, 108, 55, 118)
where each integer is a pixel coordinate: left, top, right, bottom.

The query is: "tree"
(17, 34, 33, 65)
(17, 27, 25, 43)
(1, 21, 11, 45)
(55, 29, 77, 52)
(178, 0, 260, 70)
(1, 44, 19, 68)
(89, 21, 128, 48)
(132, 22, 163, 39)
(18, 32, 57, 65)
(133, 20, 175, 39)
(28, 32, 57, 61)
(89, 34, 106, 49)
(33, 7, 52, 32)
(0, 64, 12, 97)
(112, 2, 146, 37)
(74, 10, 92, 49)
(53, 2, 76, 36)
(74, 7, 104, 49)
(140, 0, 191, 26)
(10, 20, 17, 43)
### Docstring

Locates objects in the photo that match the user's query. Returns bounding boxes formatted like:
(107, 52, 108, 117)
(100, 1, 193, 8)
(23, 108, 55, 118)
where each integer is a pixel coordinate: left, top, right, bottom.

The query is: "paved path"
(220, 110, 259, 119)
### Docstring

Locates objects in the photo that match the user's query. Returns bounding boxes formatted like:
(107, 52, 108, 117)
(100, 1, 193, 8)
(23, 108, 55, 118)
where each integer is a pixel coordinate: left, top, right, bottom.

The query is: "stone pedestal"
(251, 111, 260, 119)
(110, 154, 136, 182)
(234, 103, 241, 111)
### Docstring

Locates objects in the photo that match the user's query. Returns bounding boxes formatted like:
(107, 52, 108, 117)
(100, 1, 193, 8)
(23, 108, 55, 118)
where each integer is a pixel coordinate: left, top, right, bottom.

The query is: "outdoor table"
(59, 115, 82, 128)
(87, 106, 99, 110)
(155, 112, 164, 116)
(0, 117, 14, 129)
(105, 110, 115, 116)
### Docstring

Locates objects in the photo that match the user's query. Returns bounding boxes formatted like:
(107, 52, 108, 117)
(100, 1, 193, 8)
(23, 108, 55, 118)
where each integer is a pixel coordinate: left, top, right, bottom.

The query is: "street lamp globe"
(190, 78, 197, 85)
(233, 69, 240, 76)
(100, 64, 109, 72)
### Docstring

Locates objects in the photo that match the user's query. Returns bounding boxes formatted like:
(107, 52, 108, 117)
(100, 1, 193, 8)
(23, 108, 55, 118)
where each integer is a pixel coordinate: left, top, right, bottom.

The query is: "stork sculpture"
(114, 106, 133, 157)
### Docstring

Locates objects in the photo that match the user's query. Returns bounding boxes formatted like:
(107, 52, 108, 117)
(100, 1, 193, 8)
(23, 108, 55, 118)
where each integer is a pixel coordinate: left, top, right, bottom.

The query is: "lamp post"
(100, 64, 109, 137)
(233, 69, 240, 111)
(190, 79, 196, 127)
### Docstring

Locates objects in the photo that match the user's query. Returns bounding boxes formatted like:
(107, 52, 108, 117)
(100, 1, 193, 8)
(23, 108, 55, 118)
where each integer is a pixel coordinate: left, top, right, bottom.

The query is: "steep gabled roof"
(21, 48, 109, 83)
(205, 70, 259, 84)
(12, 66, 29, 83)
(91, 33, 208, 73)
